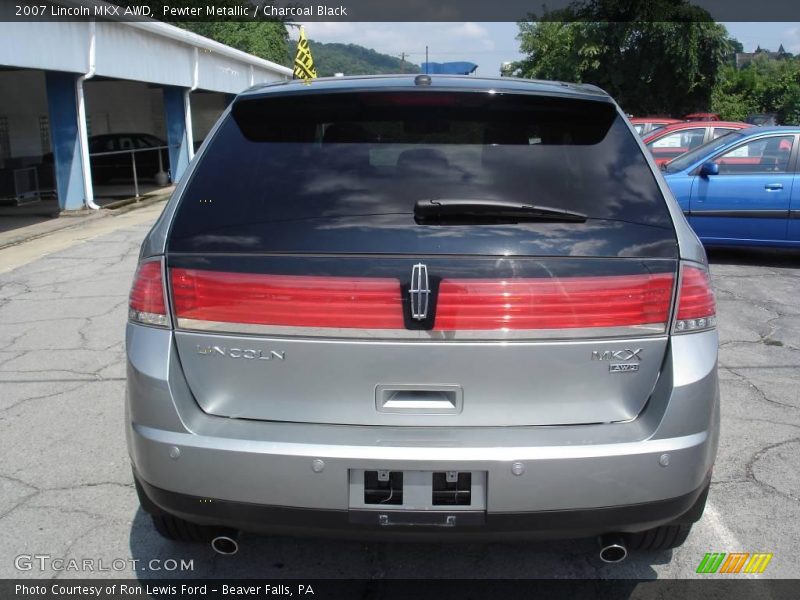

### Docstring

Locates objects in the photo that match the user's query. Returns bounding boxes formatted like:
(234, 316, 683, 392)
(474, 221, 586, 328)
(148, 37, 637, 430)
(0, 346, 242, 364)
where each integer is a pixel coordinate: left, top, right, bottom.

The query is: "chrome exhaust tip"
(598, 534, 628, 563)
(211, 534, 239, 556)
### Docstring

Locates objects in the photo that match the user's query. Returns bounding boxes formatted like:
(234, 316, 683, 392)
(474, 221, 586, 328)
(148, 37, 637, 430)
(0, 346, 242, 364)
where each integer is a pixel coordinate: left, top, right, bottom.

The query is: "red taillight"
(434, 273, 674, 331)
(129, 260, 168, 327)
(674, 265, 716, 333)
(171, 269, 404, 329)
(169, 268, 681, 336)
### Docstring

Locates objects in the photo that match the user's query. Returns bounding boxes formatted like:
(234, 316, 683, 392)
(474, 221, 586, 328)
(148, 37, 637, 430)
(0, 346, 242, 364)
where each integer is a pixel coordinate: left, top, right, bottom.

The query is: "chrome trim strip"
(176, 318, 667, 341)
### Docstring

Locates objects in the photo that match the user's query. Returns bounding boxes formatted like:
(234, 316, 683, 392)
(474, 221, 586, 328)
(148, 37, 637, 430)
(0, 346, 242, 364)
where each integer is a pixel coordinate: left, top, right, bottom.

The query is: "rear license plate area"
(349, 470, 486, 512)
(363, 470, 404, 505)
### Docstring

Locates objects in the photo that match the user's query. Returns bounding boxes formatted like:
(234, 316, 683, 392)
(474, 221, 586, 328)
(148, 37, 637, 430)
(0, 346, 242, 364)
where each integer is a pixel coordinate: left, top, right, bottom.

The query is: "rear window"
(169, 91, 672, 253)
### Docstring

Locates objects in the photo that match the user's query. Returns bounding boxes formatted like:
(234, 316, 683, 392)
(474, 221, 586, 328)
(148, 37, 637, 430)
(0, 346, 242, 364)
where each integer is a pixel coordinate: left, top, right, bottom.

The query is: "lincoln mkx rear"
(126, 75, 719, 560)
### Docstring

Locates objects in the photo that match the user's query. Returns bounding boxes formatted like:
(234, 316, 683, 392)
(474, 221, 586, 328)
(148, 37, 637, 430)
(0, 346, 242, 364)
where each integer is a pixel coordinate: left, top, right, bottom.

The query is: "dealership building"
(0, 12, 291, 214)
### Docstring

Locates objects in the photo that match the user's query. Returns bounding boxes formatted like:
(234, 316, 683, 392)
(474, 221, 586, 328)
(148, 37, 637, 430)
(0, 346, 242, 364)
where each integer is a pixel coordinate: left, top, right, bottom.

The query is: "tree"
(712, 56, 800, 124)
(729, 39, 744, 54)
(170, 1, 289, 66)
(514, 0, 734, 116)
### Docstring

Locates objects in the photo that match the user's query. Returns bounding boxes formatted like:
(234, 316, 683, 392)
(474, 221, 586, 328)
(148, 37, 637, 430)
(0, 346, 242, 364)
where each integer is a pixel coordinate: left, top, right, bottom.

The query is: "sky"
(294, 22, 800, 77)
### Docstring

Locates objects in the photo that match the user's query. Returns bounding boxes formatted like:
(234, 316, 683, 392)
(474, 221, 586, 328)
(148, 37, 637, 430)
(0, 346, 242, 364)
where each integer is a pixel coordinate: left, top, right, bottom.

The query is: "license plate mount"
(348, 509, 487, 527)
(348, 470, 487, 511)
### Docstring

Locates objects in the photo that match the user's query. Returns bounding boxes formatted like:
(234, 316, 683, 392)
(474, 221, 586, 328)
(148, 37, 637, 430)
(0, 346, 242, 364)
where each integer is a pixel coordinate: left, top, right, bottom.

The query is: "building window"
(39, 116, 51, 155)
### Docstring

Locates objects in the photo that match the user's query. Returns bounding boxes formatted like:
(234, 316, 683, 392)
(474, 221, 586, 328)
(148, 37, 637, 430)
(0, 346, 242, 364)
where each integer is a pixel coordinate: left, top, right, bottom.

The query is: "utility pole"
(398, 52, 407, 73)
(425, 46, 429, 73)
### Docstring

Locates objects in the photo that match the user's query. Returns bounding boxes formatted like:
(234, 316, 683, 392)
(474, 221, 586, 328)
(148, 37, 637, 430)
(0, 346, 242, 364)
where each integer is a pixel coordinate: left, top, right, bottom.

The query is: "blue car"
(662, 126, 800, 248)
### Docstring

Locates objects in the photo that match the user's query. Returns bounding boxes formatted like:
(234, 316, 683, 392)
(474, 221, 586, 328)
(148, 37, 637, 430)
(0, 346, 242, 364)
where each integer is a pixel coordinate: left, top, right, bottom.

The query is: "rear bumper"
(126, 324, 720, 538)
(135, 471, 711, 541)
(129, 421, 715, 538)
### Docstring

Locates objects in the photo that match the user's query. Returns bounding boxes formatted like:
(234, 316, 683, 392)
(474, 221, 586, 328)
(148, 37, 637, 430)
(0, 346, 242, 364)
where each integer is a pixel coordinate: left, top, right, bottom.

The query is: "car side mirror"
(699, 162, 719, 176)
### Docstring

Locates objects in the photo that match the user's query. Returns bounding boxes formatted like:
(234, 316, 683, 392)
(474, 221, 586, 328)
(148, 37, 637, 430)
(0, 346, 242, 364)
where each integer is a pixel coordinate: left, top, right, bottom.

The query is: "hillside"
(308, 40, 420, 77)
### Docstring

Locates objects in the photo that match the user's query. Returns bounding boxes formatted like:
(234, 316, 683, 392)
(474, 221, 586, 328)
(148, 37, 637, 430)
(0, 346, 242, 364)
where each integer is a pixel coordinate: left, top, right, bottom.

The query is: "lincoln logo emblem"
(409, 263, 431, 320)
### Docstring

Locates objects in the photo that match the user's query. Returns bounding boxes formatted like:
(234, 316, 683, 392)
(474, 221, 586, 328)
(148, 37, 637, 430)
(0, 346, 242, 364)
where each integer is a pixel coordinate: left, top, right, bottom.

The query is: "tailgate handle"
(375, 385, 463, 414)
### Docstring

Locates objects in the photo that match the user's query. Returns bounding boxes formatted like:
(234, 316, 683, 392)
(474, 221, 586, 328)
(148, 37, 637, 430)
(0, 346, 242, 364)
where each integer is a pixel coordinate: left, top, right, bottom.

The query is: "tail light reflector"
(171, 269, 404, 329)
(129, 260, 169, 327)
(434, 273, 674, 330)
(674, 265, 716, 333)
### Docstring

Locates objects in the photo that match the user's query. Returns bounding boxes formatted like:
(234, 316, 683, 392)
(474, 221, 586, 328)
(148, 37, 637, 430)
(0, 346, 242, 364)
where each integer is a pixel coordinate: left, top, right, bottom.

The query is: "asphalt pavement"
(0, 203, 798, 580)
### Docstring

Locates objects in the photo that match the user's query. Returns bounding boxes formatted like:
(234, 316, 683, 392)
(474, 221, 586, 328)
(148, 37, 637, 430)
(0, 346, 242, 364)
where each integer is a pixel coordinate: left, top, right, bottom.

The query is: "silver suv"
(126, 75, 719, 561)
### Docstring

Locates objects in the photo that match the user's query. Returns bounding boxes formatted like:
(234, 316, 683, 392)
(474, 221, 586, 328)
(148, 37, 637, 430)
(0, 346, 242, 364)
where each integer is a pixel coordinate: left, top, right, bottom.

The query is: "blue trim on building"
(45, 72, 85, 210)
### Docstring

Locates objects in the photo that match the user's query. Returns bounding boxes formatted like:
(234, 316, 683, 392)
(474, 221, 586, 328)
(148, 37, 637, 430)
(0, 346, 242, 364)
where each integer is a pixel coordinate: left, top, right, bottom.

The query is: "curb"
(104, 192, 171, 214)
(0, 190, 172, 251)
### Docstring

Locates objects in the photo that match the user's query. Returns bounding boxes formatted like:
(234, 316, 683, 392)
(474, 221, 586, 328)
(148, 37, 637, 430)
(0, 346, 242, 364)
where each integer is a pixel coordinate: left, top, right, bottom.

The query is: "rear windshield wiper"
(414, 199, 587, 224)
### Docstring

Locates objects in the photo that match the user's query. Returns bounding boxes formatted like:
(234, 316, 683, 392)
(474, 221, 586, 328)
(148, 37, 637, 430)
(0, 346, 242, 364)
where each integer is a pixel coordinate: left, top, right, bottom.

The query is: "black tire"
(625, 523, 693, 551)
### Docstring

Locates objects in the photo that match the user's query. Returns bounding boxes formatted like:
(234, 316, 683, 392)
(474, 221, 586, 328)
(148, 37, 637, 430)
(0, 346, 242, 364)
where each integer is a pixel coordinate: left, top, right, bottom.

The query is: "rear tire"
(625, 523, 693, 551)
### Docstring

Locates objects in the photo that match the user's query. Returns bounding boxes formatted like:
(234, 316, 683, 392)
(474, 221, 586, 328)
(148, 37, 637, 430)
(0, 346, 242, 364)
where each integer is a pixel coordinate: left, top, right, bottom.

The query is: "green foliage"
(178, 21, 289, 66)
(308, 41, 419, 77)
(172, 1, 289, 67)
(513, 0, 733, 116)
(711, 57, 800, 124)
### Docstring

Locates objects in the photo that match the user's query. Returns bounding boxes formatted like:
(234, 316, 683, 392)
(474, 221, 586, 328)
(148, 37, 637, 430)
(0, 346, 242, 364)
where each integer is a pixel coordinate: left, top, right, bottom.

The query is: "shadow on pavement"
(706, 246, 800, 268)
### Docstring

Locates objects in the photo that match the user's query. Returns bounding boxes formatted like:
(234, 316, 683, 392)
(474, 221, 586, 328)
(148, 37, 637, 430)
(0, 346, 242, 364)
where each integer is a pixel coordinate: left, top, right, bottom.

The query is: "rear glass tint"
(169, 91, 672, 252)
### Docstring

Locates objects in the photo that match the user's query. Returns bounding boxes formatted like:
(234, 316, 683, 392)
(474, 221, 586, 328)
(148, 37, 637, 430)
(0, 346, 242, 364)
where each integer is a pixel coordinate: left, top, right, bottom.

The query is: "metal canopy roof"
(0, 5, 291, 94)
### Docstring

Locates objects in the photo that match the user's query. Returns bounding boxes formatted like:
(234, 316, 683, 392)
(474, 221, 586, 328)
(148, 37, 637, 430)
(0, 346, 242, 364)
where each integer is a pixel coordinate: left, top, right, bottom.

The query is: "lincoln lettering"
(196, 346, 285, 361)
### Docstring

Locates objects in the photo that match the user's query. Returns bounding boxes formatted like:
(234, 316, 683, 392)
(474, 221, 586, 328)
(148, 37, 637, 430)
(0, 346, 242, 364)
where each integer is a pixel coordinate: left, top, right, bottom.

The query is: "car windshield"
(663, 131, 745, 173)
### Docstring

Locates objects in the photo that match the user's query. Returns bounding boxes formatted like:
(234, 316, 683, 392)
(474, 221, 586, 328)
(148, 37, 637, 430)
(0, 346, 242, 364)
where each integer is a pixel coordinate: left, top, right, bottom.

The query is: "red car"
(643, 121, 751, 166)
(683, 112, 720, 121)
(630, 117, 682, 136)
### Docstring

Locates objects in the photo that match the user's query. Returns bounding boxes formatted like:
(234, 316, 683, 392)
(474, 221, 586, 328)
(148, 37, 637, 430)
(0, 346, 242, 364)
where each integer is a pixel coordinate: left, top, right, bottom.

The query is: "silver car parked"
(126, 75, 719, 561)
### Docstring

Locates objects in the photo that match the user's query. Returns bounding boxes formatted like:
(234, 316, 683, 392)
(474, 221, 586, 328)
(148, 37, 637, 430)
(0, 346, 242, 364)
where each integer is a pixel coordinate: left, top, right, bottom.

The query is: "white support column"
(77, 19, 98, 209)
(184, 90, 194, 161)
(185, 47, 199, 161)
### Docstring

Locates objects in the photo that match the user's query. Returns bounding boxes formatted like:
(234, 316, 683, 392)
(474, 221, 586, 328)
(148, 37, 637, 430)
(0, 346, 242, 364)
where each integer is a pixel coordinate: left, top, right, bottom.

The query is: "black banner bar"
(2, 579, 800, 600)
(3, 0, 800, 22)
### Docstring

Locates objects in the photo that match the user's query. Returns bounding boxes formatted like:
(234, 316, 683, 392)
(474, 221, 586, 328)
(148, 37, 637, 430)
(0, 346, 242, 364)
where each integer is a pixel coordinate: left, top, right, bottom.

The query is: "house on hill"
(735, 45, 792, 69)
